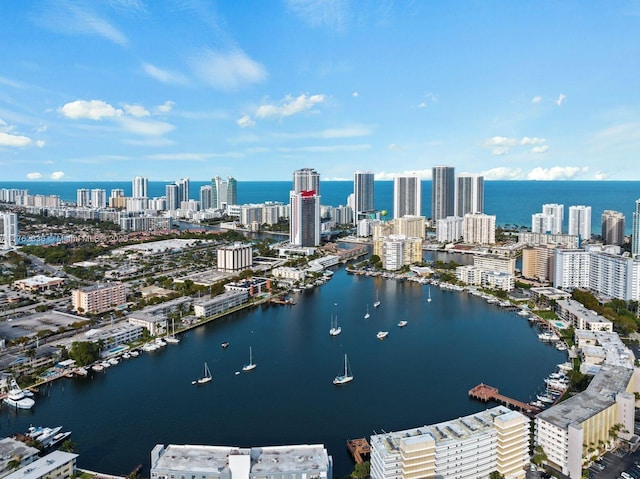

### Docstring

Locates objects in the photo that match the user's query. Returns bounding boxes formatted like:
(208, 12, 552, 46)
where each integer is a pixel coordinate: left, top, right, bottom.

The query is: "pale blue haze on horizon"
(0, 1, 639, 181)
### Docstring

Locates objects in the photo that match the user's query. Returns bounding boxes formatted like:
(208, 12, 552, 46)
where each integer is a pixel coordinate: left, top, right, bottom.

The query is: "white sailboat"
(165, 318, 180, 344)
(427, 287, 432, 303)
(242, 347, 257, 371)
(364, 304, 370, 319)
(373, 291, 381, 308)
(329, 314, 342, 336)
(193, 362, 212, 384)
(333, 354, 353, 385)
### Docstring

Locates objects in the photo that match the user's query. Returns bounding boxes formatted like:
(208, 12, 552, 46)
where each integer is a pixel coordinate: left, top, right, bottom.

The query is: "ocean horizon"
(2, 180, 639, 235)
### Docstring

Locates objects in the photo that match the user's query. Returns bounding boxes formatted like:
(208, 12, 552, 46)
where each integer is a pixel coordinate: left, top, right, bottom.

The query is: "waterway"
(0, 268, 565, 476)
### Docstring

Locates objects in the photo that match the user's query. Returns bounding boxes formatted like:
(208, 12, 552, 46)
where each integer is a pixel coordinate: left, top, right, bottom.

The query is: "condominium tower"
(568, 205, 591, 241)
(293, 168, 320, 195)
(290, 190, 320, 247)
(175, 178, 190, 204)
(354, 170, 375, 224)
(601, 210, 625, 246)
(431, 166, 455, 221)
(633, 199, 640, 257)
(542, 203, 564, 234)
(0, 212, 18, 250)
(132, 176, 148, 198)
(455, 173, 484, 216)
(211, 176, 237, 210)
(393, 174, 421, 218)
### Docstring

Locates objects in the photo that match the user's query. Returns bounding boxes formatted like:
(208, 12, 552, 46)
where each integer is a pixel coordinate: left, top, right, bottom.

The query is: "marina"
(0, 267, 565, 476)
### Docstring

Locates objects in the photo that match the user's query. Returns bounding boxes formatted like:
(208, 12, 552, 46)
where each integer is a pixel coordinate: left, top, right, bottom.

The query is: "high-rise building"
(110, 188, 124, 198)
(175, 178, 190, 204)
(633, 200, 640, 257)
(455, 173, 484, 216)
(353, 170, 375, 224)
(199, 185, 213, 210)
(568, 205, 591, 240)
(393, 174, 421, 218)
(76, 188, 90, 207)
(462, 213, 496, 245)
(601, 210, 625, 246)
(132, 176, 148, 198)
(0, 212, 18, 250)
(211, 176, 237, 209)
(431, 165, 455, 221)
(216, 243, 253, 272)
(542, 203, 564, 234)
(165, 184, 179, 211)
(91, 188, 106, 209)
(290, 190, 321, 247)
(293, 168, 320, 195)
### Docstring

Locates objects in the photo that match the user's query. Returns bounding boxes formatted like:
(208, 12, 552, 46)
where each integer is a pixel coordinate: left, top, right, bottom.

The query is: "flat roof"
(4, 450, 77, 479)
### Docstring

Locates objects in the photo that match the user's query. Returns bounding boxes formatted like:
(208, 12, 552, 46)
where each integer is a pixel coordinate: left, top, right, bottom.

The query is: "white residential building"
(0, 212, 18, 249)
(217, 243, 253, 272)
(601, 210, 625, 246)
(568, 205, 592, 241)
(436, 216, 463, 243)
(193, 290, 249, 318)
(473, 255, 516, 275)
(370, 405, 529, 479)
(393, 173, 421, 218)
(455, 173, 484, 216)
(553, 249, 590, 291)
(542, 203, 564, 234)
(462, 213, 495, 245)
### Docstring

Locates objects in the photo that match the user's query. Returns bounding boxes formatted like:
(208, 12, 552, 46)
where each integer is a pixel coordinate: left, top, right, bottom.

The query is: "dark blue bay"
(1, 268, 564, 476)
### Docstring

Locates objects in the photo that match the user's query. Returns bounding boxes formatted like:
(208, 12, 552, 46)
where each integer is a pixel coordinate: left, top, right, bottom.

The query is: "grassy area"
(534, 310, 557, 321)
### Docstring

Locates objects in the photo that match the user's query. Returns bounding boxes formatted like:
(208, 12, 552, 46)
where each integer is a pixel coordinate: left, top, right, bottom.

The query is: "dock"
(347, 438, 370, 464)
(468, 383, 541, 416)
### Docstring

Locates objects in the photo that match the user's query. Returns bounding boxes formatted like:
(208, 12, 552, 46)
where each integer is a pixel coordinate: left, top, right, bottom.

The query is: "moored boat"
(3, 379, 35, 410)
(376, 331, 389, 340)
(397, 320, 408, 328)
(333, 354, 353, 385)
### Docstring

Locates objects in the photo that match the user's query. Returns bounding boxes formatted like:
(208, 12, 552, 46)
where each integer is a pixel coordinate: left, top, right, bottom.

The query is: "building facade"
(568, 205, 592, 241)
(217, 243, 253, 272)
(193, 290, 249, 318)
(289, 190, 320, 247)
(462, 213, 495, 245)
(542, 203, 564, 234)
(353, 170, 375, 224)
(455, 173, 484, 216)
(393, 174, 421, 218)
(431, 165, 455, 222)
(293, 168, 320, 195)
(601, 210, 625, 246)
(132, 176, 149, 198)
(71, 283, 127, 314)
(0, 212, 18, 250)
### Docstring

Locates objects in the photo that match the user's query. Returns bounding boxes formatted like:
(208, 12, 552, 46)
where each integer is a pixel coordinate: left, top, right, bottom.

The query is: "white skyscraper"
(293, 168, 320, 195)
(211, 176, 237, 210)
(455, 174, 484, 216)
(431, 165, 455, 221)
(0, 212, 18, 249)
(175, 178, 190, 204)
(290, 190, 321, 247)
(76, 188, 90, 207)
(568, 205, 592, 241)
(601, 210, 625, 246)
(633, 199, 640, 257)
(165, 184, 179, 211)
(462, 213, 496, 245)
(91, 188, 107, 209)
(542, 203, 564, 234)
(200, 185, 213, 210)
(393, 174, 421, 218)
(353, 170, 375, 224)
(132, 176, 148, 198)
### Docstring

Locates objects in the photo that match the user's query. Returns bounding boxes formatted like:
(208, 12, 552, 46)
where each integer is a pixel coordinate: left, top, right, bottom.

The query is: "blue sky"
(0, 1, 638, 182)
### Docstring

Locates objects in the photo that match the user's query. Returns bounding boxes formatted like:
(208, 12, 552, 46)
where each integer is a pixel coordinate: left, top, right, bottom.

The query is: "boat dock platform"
(270, 296, 296, 305)
(347, 438, 371, 464)
(468, 383, 541, 416)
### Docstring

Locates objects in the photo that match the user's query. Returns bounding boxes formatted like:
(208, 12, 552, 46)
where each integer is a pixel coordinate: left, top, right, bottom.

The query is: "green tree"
(68, 341, 100, 366)
(59, 439, 78, 453)
(350, 461, 370, 478)
(532, 445, 548, 466)
(489, 472, 505, 479)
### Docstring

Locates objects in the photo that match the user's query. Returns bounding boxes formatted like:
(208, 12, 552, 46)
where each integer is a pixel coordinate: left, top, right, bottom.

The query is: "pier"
(347, 438, 370, 464)
(468, 383, 541, 416)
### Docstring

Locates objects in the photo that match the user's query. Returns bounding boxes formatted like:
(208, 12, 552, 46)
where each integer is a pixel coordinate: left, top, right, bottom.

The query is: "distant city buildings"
(393, 173, 421, 218)
(293, 167, 320, 195)
(601, 210, 625, 246)
(76, 188, 90, 207)
(542, 203, 564, 234)
(132, 176, 148, 198)
(91, 188, 107, 209)
(568, 205, 591, 241)
(431, 165, 455, 221)
(211, 176, 237, 210)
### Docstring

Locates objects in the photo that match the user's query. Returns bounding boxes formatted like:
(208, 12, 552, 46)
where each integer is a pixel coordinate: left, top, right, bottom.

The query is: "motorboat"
(108, 357, 119, 366)
(364, 304, 370, 319)
(47, 430, 72, 449)
(376, 331, 389, 340)
(129, 350, 139, 357)
(3, 379, 35, 410)
(537, 394, 555, 404)
(35, 426, 62, 447)
(91, 363, 104, 372)
(221, 341, 230, 349)
(333, 354, 353, 385)
(397, 320, 408, 328)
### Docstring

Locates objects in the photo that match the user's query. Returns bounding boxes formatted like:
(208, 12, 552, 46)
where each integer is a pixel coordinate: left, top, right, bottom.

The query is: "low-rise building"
(0, 437, 40, 477)
(150, 443, 332, 479)
(13, 275, 65, 293)
(3, 451, 77, 479)
(370, 405, 529, 479)
(194, 291, 249, 318)
(224, 278, 271, 298)
(529, 287, 571, 310)
(555, 299, 613, 332)
(128, 313, 168, 336)
(85, 323, 144, 348)
(271, 267, 306, 282)
(473, 254, 516, 275)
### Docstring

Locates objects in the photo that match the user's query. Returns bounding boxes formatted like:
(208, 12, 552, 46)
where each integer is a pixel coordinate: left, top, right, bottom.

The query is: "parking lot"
(587, 448, 640, 479)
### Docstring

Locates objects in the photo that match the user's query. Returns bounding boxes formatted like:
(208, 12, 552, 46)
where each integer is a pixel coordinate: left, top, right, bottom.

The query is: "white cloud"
(50, 171, 65, 180)
(556, 93, 567, 106)
(527, 166, 586, 180)
(375, 169, 431, 181)
(532, 96, 542, 104)
(520, 137, 546, 145)
(255, 94, 325, 119)
(236, 115, 255, 128)
(59, 100, 123, 120)
(590, 122, 640, 152)
(531, 145, 549, 154)
(481, 167, 524, 180)
(286, 0, 349, 31)
(0, 131, 32, 147)
(26, 172, 42, 180)
(123, 104, 150, 117)
(417, 102, 428, 109)
(594, 171, 609, 180)
(36, 140, 46, 148)
(277, 144, 370, 153)
(142, 63, 190, 85)
(145, 152, 244, 161)
(352, 91, 358, 97)
(191, 48, 267, 91)
(118, 117, 175, 136)
(155, 101, 175, 114)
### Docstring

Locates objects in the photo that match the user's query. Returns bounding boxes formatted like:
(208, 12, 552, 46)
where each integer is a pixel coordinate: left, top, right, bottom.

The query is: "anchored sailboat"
(192, 362, 212, 385)
(333, 354, 353, 385)
(242, 347, 257, 371)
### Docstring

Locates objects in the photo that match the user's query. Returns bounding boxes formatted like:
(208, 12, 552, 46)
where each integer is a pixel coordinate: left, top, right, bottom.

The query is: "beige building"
(4, 451, 77, 479)
(370, 405, 529, 479)
(462, 213, 496, 245)
(13, 275, 64, 293)
(71, 282, 127, 314)
(521, 245, 555, 282)
(473, 254, 516, 275)
(373, 234, 423, 271)
(217, 242, 253, 272)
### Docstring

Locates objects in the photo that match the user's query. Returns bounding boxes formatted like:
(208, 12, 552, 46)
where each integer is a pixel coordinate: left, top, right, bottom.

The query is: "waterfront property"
(534, 364, 636, 478)
(0, 437, 40, 475)
(150, 444, 332, 479)
(3, 451, 78, 479)
(555, 299, 613, 332)
(193, 290, 249, 318)
(369, 405, 529, 479)
(71, 282, 127, 314)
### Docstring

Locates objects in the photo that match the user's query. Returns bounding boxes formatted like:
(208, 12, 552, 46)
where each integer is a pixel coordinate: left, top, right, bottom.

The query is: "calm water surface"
(1, 269, 565, 476)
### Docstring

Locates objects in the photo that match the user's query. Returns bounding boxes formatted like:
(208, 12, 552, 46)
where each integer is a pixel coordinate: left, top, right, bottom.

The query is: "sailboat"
(165, 318, 180, 344)
(242, 347, 257, 371)
(427, 287, 432, 303)
(192, 362, 212, 385)
(364, 304, 370, 319)
(329, 314, 342, 336)
(373, 291, 381, 308)
(333, 354, 353, 385)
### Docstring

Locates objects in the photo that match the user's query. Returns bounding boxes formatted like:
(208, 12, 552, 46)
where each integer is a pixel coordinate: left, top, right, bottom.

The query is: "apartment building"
(71, 283, 127, 314)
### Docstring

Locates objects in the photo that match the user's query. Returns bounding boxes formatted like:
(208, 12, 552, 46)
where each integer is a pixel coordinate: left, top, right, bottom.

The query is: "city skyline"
(0, 2, 639, 182)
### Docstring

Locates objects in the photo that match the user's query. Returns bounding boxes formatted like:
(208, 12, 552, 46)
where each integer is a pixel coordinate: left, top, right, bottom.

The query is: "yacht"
(397, 320, 408, 328)
(34, 426, 63, 447)
(376, 331, 389, 340)
(3, 379, 35, 409)
(91, 363, 104, 372)
(536, 394, 555, 404)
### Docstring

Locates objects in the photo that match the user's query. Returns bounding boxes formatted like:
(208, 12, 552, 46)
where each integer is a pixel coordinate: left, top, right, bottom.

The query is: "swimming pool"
(105, 345, 129, 356)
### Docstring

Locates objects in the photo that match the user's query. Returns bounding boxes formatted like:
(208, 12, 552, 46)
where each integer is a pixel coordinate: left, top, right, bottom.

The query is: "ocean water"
(3, 180, 639, 234)
(0, 268, 564, 476)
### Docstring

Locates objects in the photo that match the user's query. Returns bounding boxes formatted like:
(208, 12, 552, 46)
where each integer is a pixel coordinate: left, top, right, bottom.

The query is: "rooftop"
(4, 450, 77, 479)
